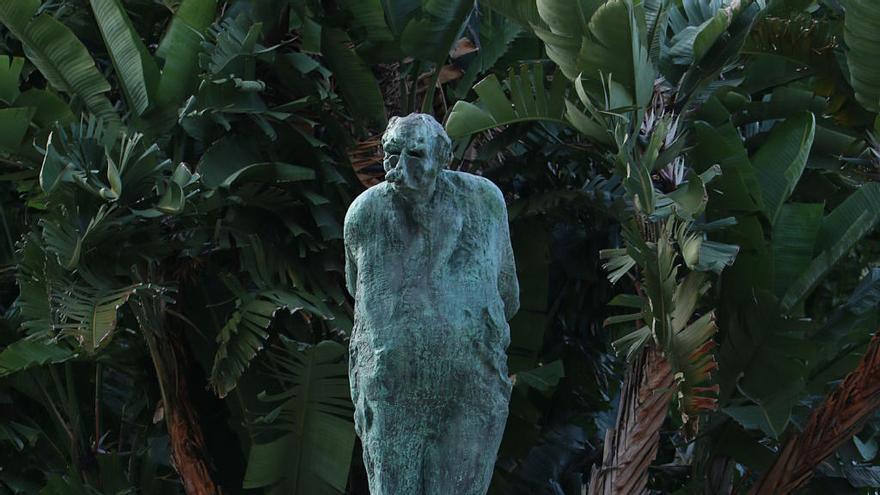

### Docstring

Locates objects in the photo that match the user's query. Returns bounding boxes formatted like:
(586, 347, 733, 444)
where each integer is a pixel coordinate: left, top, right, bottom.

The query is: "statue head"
(381, 113, 452, 202)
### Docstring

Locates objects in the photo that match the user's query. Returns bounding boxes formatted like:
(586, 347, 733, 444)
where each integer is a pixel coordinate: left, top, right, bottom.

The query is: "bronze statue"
(343, 113, 520, 494)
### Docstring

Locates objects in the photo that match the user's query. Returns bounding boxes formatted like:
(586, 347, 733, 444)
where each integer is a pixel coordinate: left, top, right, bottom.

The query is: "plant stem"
(587, 346, 673, 495)
(132, 293, 221, 495)
(749, 331, 880, 494)
(421, 62, 442, 114)
(94, 362, 103, 453)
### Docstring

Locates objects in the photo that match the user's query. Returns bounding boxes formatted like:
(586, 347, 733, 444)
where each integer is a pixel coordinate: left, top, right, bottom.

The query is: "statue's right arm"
(343, 199, 361, 299)
(344, 243, 358, 299)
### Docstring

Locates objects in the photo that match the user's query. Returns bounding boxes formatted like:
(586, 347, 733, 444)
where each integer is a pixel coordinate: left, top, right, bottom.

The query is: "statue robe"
(343, 169, 519, 495)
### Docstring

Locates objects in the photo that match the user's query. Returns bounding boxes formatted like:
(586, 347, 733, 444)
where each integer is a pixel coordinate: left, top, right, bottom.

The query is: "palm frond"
(210, 289, 330, 397)
(446, 63, 568, 139)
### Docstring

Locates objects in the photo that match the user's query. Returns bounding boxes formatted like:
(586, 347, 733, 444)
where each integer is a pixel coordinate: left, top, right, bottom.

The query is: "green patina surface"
(343, 113, 520, 494)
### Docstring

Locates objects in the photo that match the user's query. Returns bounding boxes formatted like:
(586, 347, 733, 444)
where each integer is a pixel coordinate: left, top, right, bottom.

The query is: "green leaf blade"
(89, 0, 160, 116)
(752, 112, 816, 226)
(0, 1, 120, 127)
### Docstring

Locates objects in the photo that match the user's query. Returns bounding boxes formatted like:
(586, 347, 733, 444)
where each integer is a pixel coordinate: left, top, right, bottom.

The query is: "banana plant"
(446, 2, 746, 493)
(445, 63, 570, 139)
(0, 0, 119, 129)
(0, 0, 218, 135)
(243, 337, 355, 495)
(843, 0, 880, 113)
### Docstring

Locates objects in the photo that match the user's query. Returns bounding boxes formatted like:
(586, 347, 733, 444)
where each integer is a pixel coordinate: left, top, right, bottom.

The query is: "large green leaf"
(219, 162, 314, 189)
(667, 0, 739, 66)
(515, 360, 565, 392)
(452, 8, 522, 98)
(751, 112, 815, 226)
(15, 88, 72, 126)
(89, 0, 160, 116)
(719, 295, 815, 438)
(577, 0, 653, 107)
(815, 182, 880, 252)
(400, 0, 473, 63)
(534, 0, 602, 81)
(669, 0, 762, 108)
(197, 136, 259, 187)
(781, 183, 880, 311)
(377, 0, 421, 37)
(485, 0, 602, 81)
(197, 136, 315, 189)
(661, 170, 711, 220)
(771, 202, 824, 298)
(18, 229, 143, 354)
(644, 0, 669, 63)
(210, 290, 328, 397)
(485, 0, 543, 29)
(844, 0, 880, 112)
(41, 206, 113, 271)
(201, 15, 263, 77)
(0, 339, 76, 377)
(155, 0, 218, 108)
(691, 121, 765, 214)
(243, 339, 355, 495)
(446, 64, 568, 139)
(0, 107, 36, 152)
(15, 234, 55, 339)
(339, 0, 394, 43)
(55, 281, 143, 353)
(320, 28, 386, 126)
(537, 0, 599, 42)
(0, 0, 120, 127)
(0, 55, 23, 104)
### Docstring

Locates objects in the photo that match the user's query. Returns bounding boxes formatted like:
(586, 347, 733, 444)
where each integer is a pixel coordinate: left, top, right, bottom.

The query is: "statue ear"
(436, 132, 453, 169)
(381, 116, 398, 150)
(440, 146, 453, 169)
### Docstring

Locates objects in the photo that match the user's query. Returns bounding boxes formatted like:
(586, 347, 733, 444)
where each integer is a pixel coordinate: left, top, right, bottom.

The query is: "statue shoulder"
(344, 183, 390, 242)
(442, 170, 507, 219)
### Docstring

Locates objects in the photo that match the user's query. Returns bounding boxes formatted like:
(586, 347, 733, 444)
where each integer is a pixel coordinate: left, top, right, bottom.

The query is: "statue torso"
(344, 170, 511, 406)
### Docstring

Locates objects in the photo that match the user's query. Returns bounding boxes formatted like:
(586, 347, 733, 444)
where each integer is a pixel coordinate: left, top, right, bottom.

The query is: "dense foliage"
(0, 0, 879, 493)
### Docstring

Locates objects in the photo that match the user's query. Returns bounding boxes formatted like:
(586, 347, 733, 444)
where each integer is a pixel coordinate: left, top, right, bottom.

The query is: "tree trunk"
(587, 346, 674, 495)
(133, 294, 221, 495)
(749, 331, 880, 494)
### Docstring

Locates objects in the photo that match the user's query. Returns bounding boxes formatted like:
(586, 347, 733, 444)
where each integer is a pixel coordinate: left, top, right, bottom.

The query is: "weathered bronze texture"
(343, 113, 520, 494)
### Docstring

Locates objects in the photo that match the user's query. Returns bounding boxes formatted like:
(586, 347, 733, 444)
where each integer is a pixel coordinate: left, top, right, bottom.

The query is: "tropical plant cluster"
(0, 0, 879, 494)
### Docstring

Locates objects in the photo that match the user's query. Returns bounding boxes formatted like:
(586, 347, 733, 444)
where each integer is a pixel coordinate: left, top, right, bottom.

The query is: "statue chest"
(357, 198, 500, 293)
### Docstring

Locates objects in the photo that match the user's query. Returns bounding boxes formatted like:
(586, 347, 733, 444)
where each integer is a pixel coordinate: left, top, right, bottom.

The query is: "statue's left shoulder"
(442, 170, 506, 219)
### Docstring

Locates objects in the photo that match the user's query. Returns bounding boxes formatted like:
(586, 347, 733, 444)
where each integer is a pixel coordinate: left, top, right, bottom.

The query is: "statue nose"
(386, 156, 411, 183)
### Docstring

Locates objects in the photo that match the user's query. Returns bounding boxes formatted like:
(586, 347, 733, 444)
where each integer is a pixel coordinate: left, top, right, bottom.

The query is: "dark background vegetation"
(0, 0, 880, 494)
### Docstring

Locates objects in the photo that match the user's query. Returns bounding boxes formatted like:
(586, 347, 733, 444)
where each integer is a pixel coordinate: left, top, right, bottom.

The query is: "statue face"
(382, 115, 449, 200)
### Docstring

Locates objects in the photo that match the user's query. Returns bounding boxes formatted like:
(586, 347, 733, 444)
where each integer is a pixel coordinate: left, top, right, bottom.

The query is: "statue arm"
(343, 200, 360, 299)
(344, 242, 358, 298)
(497, 196, 520, 321)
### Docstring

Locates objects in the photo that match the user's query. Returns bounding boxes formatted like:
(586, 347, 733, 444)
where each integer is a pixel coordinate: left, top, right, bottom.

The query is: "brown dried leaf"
(750, 331, 880, 494)
(451, 37, 478, 59)
(588, 346, 674, 495)
(438, 64, 464, 85)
